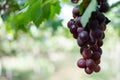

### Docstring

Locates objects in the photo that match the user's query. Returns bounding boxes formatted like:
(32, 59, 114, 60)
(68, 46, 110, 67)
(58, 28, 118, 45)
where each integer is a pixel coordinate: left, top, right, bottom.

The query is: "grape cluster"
(68, 0, 110, 74)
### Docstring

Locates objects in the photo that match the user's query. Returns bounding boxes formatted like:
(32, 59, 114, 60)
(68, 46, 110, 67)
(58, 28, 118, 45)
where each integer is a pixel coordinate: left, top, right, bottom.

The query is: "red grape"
(82, 48, 92, 59)
(77, 58, 86, 68)
(86, 59, 95, 68)
(72, 6, 80, 18)
(85, 67, 93, 74)
(78, 31, 89, 42)
(94, 65, 101, 72)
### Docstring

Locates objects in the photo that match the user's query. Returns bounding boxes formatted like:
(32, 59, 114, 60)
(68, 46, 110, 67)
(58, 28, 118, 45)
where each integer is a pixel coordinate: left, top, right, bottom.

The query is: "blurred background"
(0, 0, 120, 80)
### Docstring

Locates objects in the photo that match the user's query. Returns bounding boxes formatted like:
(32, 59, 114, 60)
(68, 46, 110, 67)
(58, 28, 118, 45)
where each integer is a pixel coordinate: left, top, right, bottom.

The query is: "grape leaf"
(28, 0, 50, 26)
(50, 1, 61, 19)
(79, 0, 91, 15)
(5, 0, 61, 32)
(81, 0, 97, 27)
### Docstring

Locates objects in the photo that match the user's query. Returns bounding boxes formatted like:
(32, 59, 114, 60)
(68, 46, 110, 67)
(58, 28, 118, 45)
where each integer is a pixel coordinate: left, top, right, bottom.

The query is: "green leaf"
(81, 0, 97, 27)
(79, 0, 91, 15)
(4, 0, 61, 33)
(25, 0, 60, 26)
(27, 0, 49, 26)
(50, 1, 61, 19)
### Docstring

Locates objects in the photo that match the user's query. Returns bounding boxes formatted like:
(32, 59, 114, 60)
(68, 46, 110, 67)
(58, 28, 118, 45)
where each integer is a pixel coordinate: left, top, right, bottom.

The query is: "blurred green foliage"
(0, 0, 62, 37)
(108, 1, 120, 36)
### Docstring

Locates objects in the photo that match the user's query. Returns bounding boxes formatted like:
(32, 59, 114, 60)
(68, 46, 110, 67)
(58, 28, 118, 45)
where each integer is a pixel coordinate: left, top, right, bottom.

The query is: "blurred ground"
(0, 23, 120, 80)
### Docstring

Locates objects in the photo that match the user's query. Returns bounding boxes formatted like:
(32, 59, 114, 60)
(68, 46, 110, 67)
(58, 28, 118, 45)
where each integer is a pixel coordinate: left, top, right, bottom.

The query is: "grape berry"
(68, 0, 110, 74)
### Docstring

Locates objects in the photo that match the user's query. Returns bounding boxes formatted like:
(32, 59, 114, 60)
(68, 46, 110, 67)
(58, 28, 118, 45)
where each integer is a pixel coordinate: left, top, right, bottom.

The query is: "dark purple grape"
(85, 67, 93, 74)
(77, 58, 86, 68)
(72, 6, 80, 18)
(67, 19, 74, 28)
(90, 45, 98, 52)
(82, 48, 92, 59)
(73, 32, 78, 39)
(70, 25, 77, 34)
(92, 52, 101, 60)
(88, 20, 99, 29)
(97, 40, 103, 47)
(86, 59, 95, 68)
(97, 0, 107, 5)
(92, 47, 103, 55)
(75, 17, 82, 27)
(97, 0, 102, 5)
(97, 47, 103, 55)
(91, 11, 98, 20)
(99, 24, 106, 31)
(99, 2, 109, 13)
(77, 27, 84, 33)
(71, 0, 79, 4)
(94, 65, 101, 72)
(78, 31, 89, 42)
(91, 28, 103, 40)
(77, 37, 84, 47)
(95, 59, 101, 65)
(80, 46, 88, 54)
(96, 12, 106, 24)
(88, 34, 96, 46)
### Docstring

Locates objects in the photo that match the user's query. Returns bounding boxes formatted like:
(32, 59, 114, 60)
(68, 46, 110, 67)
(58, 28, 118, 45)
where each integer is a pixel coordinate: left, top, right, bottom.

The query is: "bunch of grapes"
(68, 0, 110, 74)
